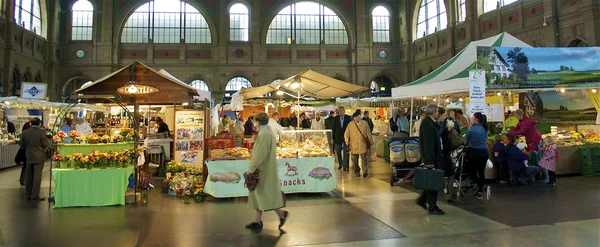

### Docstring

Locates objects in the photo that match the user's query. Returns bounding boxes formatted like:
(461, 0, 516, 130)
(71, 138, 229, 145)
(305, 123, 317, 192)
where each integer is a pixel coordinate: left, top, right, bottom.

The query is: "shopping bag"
(485, 159, 494, 171)
(413, 167, 444, 191)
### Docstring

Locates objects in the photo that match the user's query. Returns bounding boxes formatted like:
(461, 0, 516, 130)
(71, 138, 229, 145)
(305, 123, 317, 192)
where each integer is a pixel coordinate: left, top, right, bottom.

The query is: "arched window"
(372, 6, 390, 43)
(226, 77, 252, 91)
(266, 2, 348, 45)
(483, 0, 517, 13)
(371, 75, 393, 96)
(121, 0, 211, 44)
(229, 3, 249, 42)
(190, 80, 209, 91)
(458, 0, 466, 22)
(15, 0, 43, 36)
(416, 0, 447, 39)
(71, 0, 94, 41)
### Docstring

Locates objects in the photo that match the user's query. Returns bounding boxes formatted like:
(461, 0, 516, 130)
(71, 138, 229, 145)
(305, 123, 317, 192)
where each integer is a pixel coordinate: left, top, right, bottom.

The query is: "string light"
(422, 96, 427, 100)
(560, 88, 566, 93)
(497, 92, 501, 96)
(445, 98, 450, 102)
(459, 98, 463, 102)
(592, 89, 597, 94)
(433, 98, 437, 102)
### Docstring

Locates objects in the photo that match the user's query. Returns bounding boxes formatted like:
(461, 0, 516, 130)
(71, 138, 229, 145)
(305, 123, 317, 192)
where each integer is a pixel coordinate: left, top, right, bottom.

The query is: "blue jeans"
(335, 143, 349, 169)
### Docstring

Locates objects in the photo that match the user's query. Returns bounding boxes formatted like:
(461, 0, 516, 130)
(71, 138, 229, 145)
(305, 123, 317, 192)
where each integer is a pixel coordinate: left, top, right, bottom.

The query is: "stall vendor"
(505, 109, 542, 151)
(155, 117, 170, 137)
(60, 118, 73, 143)
(0, 111, 16, 134)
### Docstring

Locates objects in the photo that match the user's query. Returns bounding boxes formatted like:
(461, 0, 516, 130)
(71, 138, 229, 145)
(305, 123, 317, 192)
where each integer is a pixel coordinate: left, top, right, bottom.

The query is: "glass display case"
(277, 130, 333, 158)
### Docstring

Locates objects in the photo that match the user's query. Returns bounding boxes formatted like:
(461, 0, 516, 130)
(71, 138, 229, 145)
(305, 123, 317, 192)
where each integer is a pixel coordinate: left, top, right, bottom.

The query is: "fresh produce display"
(210, 148, 251, 160)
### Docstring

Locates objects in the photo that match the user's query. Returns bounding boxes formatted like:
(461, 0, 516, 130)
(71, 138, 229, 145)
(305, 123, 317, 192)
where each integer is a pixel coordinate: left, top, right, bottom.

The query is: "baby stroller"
(389, 137, 421, 186)
(445, 145, 491, 201)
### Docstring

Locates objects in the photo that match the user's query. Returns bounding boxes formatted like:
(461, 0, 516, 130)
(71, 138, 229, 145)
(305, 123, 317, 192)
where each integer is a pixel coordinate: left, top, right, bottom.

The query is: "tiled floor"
(0, 158, 598, 247)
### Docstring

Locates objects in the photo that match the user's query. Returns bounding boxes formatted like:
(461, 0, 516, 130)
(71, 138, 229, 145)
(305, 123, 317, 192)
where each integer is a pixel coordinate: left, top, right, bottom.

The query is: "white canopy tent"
(392, 32, 532, 99)
(239, 70, 369, 100)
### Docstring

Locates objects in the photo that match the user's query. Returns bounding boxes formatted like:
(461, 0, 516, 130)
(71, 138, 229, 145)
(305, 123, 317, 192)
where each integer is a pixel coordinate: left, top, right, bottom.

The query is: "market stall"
(204, 130, 335, 198)
(50, 61, 207, 206)
(203, 70, 368, 198)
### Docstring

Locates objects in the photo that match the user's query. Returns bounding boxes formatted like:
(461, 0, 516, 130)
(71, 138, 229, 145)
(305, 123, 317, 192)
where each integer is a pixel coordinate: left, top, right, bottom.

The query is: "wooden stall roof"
(72, 61, 199, 104)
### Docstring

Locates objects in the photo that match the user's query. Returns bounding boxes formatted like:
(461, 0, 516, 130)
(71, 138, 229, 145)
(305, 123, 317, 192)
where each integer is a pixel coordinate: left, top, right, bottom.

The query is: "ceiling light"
(433, 98, 437, 102)
(445, 98, 450, 102)
(459, 98, 463, 102)
(497, 92, 502, 96)
(290, 82, 300, 89)
(422, 96, 427, 100)
(592, 89, 597, 94)
(182, 102, 189, 106)
(276, 91, 284, 96)
(560, 88, 565, 93)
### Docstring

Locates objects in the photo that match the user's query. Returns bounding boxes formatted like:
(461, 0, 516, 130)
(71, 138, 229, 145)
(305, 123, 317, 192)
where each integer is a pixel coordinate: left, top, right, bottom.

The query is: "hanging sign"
(468, 70, 487, 117)
(20, 82, 47, 99)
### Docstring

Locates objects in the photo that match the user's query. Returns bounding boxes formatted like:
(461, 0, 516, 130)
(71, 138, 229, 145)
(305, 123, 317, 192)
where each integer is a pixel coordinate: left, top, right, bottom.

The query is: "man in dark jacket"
(505, 135, 539, 185)
(20, 117, 48, 201)
(324, 111, 336, 130)
(362, 111, 374, 132)
(331, 107, 352, 171)
(416, 104, 445, 215)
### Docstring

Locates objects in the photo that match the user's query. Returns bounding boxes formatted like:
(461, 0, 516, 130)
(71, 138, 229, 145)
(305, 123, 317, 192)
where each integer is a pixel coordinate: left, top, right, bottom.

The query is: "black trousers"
(549, 170, 556, 183)
(468, 148, 489, 193)
(418, 190, 439, 209)
(19, 164, 26, 185)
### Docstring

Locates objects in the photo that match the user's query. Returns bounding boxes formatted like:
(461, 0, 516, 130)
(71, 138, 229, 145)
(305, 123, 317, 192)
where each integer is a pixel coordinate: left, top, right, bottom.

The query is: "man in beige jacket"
(345, 112, 374, 178)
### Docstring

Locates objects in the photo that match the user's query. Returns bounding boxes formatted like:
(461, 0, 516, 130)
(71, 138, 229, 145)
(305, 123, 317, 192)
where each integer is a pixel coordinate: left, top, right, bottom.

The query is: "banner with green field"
(476, 46, 600, 89)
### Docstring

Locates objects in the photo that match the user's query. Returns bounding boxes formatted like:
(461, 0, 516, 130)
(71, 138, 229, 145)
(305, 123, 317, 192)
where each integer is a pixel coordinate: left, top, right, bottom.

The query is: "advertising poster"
(20, 82, 47, 99)
(477, 46, 600, 89)
(468, 70, 487, 117)
(174, 110, 205, 167)
(204, 157, 336, 198)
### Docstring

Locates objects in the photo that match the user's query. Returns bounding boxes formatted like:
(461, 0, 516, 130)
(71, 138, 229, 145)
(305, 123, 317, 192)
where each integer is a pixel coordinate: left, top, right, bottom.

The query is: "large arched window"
(121, 0, 211, 44)
(266, 2, 348, 45)
(483, 0, 517, 13)
(372, 6, 390, 43)
(226, 77, 252, 91)
(71, 0, 94, 41)
(15, 0, 43, 36)
(229, 3, 249, 42)
(190, 80, 209, 91)
(416, 0, 447, 39)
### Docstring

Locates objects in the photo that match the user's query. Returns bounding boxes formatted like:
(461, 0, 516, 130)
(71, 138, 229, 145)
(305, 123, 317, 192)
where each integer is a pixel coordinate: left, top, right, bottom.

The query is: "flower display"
(68, 130, 79, 138)
(50, 150, 138, 170)
(52, 135, 62, 143)
(57, 131, 67, 138)
(163, 162, 205, 203)
(100, 135, 111, 143)
(113, 135, 124, 143)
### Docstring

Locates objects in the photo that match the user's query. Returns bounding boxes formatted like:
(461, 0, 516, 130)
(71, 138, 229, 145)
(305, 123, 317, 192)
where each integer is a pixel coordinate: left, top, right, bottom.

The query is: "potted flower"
(140, 175, 154, 204)
(193, 188, 204, 203)
(52, 154, 64, 168)
(87, 133, 99, 144)
(183, 189, 192, 204)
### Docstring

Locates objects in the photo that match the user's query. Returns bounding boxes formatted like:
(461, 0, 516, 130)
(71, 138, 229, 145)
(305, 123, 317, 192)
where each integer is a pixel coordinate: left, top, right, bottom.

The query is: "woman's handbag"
(448, 128, 465, 151)
(243, 169, 260, 191)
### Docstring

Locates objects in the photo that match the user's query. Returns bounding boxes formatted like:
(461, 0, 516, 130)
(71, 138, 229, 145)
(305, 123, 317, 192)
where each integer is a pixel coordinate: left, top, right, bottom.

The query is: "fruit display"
(210, 148, 250, 160)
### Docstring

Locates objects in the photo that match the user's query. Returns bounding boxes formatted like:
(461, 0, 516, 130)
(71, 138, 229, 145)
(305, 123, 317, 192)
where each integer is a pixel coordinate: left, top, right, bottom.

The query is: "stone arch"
(333, 73, 350, 83)
(114, 0, 218, 45)
(566, 39, 589, 47)
(261, 0, 355, 46)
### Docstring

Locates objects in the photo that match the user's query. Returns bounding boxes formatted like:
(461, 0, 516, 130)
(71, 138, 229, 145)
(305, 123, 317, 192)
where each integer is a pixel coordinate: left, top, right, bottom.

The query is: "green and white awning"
(391, 32, 531, 99)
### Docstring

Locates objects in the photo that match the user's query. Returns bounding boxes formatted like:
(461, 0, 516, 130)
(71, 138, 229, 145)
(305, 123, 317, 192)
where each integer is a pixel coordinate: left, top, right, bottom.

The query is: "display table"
(204, 157, 336, 198)
(557, 144, 600, 175)
(52, 167, 134, 208)
(57, 143, 135, 156)
(144, 138, 173, 160)
(0, 143, 20, 169)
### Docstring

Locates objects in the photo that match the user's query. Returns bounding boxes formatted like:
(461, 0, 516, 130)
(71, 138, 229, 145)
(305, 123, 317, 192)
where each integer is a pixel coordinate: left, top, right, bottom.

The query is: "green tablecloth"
(52, 167, 134, 208)
(57, 143, 135, 155)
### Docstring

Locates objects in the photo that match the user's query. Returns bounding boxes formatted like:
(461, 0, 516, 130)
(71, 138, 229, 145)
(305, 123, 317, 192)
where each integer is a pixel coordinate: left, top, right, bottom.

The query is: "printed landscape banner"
(204, 157, 336, 198)
(476, 46, 600, 89)
(519, 90, 597, 125)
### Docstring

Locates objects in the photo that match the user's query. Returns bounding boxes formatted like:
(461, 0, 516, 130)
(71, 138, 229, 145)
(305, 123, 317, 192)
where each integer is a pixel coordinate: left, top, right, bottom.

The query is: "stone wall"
(0, 0, 598, 101)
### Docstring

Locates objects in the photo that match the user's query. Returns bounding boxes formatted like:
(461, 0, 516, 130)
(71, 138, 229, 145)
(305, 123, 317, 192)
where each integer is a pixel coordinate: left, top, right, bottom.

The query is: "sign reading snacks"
(20, 82, 47, 99)
(204, 157, 336, 198)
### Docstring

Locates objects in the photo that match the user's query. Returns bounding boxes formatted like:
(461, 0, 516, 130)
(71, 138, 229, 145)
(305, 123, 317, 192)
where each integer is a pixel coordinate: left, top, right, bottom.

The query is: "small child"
(538, 136, 558, 186)
(492, 135, 508, 184)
